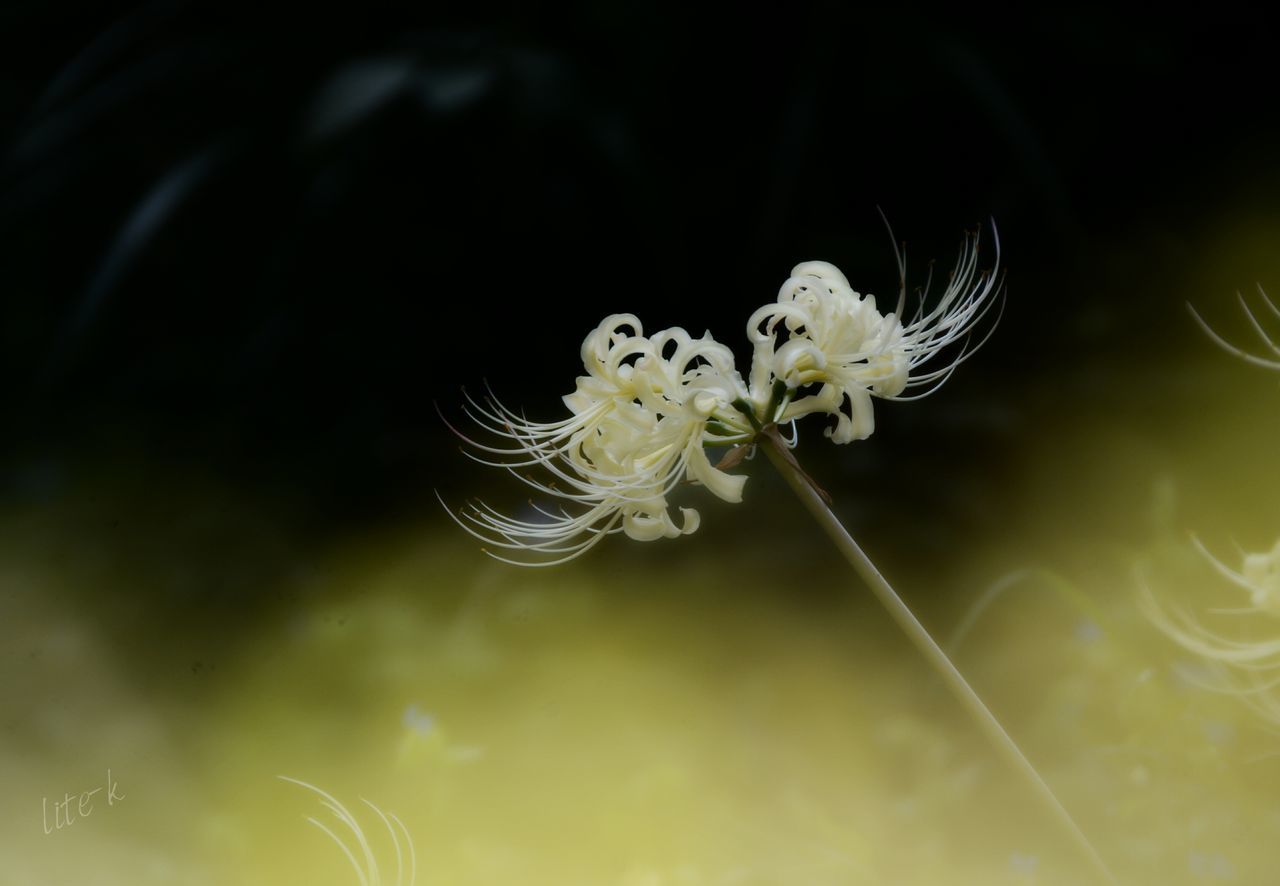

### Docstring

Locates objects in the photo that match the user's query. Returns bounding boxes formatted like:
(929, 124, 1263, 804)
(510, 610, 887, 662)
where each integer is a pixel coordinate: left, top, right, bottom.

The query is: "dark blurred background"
(3, 4, 1279, 533)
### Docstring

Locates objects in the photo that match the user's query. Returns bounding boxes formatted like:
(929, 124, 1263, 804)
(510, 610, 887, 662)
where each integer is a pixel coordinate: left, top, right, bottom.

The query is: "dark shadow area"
(2, 3, 1278, 578)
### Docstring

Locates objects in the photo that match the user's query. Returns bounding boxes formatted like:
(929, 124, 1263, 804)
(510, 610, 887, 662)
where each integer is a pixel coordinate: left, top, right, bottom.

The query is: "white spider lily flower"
(746, 225, 1002, 443)
(442, 220, 1004, 564)
(441, 315, 754, 565)
(1188, 284, 1280, 371)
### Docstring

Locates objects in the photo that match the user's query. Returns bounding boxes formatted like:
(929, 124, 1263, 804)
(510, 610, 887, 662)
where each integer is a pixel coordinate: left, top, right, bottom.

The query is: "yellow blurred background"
(4, 218, 1280, 885)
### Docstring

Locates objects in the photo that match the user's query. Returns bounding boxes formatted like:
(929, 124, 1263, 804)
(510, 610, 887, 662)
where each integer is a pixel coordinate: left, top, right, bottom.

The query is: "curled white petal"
(747, 222, 1003, 443)
(623, 506, 700, 542)
(684, 436, 747, 503)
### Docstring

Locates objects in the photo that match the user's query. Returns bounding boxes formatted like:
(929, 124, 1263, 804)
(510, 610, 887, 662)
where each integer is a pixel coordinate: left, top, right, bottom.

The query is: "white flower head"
(441, 220, 1003, 564)
(746, 224, 1003, 443)
(441, 315, 755, 565)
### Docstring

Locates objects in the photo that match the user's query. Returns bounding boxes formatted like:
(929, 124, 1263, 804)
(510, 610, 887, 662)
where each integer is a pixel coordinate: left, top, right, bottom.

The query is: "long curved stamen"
(1188, 287, 1280, 371)
(279, 777, 416, 886)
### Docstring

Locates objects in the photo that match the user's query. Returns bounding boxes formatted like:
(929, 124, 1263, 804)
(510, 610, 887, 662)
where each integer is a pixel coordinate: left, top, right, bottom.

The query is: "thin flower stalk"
(759, 428, 1116, 884)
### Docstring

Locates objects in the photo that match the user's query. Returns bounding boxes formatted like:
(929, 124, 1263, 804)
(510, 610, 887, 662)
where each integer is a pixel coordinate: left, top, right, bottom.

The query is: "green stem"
(759, 430, 1116, 884)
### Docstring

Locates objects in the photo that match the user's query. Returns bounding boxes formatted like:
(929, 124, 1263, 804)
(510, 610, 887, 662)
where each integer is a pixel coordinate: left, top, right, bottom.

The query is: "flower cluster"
(443, 225, 1002, 564)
